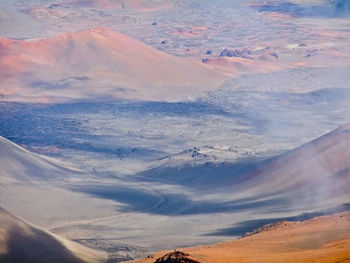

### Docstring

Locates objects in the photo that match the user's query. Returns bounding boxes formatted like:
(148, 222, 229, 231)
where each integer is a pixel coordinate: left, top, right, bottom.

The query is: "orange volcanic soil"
(201, 55, 282, 75)
(134, 212, 350, 263)
(0, 27, 225, 102)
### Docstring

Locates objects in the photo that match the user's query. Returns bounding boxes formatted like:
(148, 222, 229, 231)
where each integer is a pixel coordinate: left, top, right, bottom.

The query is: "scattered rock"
(241, 220, 291, 238)
(192, 147, 200, 157)
(201, 58, 210, 63)
(154, 251, 200, 263)
(205, 50, 212, 55)
(161, 40, 167, 45)
(270, 51, 278, 59)
(152, 21, 157, 26)
(305, 49, 318, 57)
(191, 147, 208, 158)
(219, 48, 251, 58)
(48, 3, 60, 9)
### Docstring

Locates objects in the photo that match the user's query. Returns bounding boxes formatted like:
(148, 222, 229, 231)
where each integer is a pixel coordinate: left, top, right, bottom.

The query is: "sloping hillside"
(232, 123, 350, 210)
(137, 124, 350, 216)
(0, 207, 107, 263)
(0, 27, 225, 102)
(134, 212, 350, 263)
(0, 136, 79, 182)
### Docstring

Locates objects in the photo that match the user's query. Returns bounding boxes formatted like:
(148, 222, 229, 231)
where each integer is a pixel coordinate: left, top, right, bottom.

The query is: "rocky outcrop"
(219, 48, 251, 58)
(154, 251, 200, 263)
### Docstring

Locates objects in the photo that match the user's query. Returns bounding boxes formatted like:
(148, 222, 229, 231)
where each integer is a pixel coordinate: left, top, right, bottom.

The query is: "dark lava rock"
(154, 251, 200, 263)
(305, 49, 318, 57)
(48, 3, 60, 8)
(270, 51, 279, 59)
(219, 48, 251, 58)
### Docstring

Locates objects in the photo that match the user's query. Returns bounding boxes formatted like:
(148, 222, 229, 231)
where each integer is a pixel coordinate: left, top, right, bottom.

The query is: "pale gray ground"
(1, 0, 350, 261)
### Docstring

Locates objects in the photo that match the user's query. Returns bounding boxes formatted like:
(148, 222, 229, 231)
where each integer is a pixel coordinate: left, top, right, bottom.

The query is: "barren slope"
(0, 136, 79, 182)
(232, 123, 350, 210)
(135, 212, 350, 263)
(138, 124, 350, 216)
(0, 135, 118, 235)
(0, 207, 106, 263)
(0, 27, 225, 102)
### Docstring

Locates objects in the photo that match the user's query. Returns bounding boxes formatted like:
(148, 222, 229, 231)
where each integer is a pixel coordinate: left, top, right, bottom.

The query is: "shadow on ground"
(204, 203, 350, 237)
(70, 182, 290, 216)
(254, 0, 350, 18)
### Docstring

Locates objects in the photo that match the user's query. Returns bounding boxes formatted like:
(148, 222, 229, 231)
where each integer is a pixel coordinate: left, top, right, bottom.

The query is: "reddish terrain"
(135, 212, 350, 263)
(0, 27, 225, 102)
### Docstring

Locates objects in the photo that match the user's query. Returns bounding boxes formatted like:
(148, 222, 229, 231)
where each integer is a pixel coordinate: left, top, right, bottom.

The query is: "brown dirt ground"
(132, 212, 350, 263)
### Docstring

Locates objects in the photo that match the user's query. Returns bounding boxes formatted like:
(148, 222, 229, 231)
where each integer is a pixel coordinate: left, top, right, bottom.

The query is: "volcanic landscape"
(0, 0, 350, 262)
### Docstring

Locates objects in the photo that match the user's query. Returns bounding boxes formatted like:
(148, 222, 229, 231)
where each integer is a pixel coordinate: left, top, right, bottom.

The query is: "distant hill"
(138, 124, 350, 215)
(0, 27, 225, 102)
(233, 123, 350, 210)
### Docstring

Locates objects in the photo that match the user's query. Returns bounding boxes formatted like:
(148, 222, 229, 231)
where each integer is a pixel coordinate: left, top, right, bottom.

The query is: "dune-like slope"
(232, 124, 350, 210)
(139, 124, 350, 216)
(0, 136, 78, 182)
(0, 27, 224, 102)
(0, 207, 106, 263)
(135, 212, 350, 263)
(0, 136, 124, 256)
(0, 134, 121, 229)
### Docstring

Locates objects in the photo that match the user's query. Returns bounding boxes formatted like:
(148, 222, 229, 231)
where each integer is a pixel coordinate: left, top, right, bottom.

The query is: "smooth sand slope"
(0, 135, 118, 232)
(207, 123, 350, 214)
(0, 27, 225, 102)
(0, 207, 107, 263)
(138, 124, 350, 217)
(135, 212, 350, 263)
(246, 123, 350, 205)
(0, 136, 79, 182)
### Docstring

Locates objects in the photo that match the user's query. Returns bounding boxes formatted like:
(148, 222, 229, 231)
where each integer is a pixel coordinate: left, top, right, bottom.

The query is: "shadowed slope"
(231, 124, 350, 209)
(66, 124, 350, 223)
(0, 27, 225, 102)
(0, 207, 106, 263)
(108, 124, 350, 216)
(0, 136, 124, 246)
